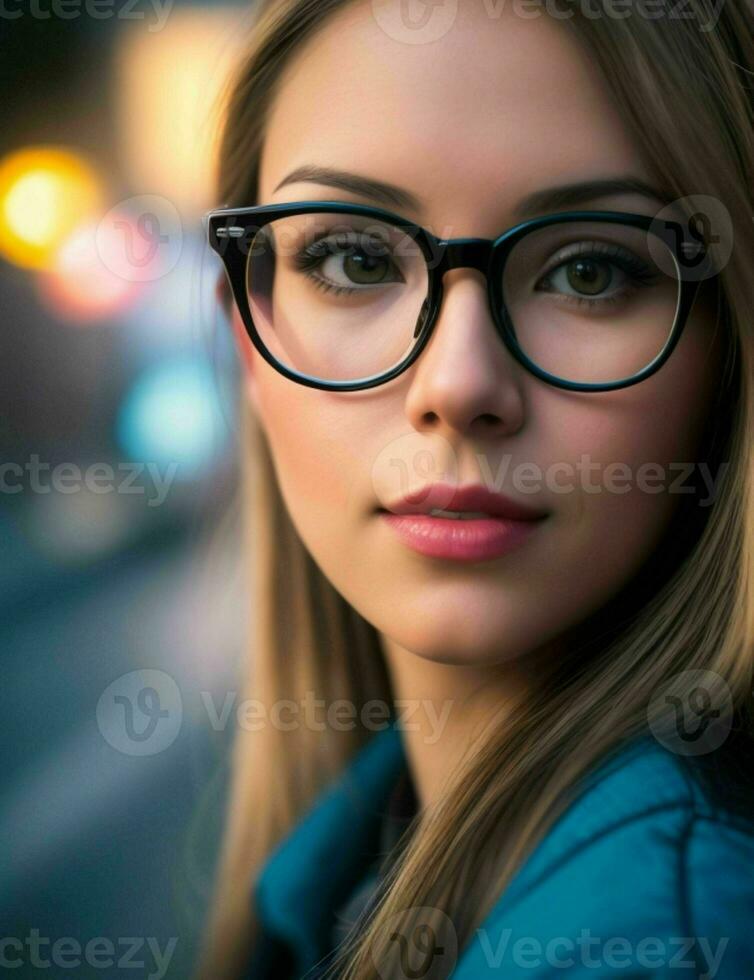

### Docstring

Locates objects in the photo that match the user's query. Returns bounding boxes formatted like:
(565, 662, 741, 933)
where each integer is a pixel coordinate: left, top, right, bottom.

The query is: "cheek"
(252, 357, 371, 565)
(233, 308, 375, 578)
(539, 313, 718, 570)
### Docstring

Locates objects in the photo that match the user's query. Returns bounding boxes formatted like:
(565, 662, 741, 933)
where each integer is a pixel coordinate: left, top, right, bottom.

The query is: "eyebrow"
(273, 165, 672, 218)
(274, 165, 421, 211)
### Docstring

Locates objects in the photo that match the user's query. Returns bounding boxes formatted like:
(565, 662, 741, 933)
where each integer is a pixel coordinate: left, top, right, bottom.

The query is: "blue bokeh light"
(116, 355, 230, 480)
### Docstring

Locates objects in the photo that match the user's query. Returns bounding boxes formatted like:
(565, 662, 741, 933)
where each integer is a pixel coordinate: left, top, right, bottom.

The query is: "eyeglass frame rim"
(205, 199, 709, 393)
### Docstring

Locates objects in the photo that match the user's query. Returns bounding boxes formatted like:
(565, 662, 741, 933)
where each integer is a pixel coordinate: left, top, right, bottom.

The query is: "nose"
(403, 262, 526, 439)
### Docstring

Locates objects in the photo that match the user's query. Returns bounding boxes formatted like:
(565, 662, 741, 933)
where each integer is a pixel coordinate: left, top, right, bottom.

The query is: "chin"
(388, 628, 536, 668)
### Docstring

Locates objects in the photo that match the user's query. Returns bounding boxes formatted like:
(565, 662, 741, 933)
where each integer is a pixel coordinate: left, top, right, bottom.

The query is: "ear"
(216, 273, 262, 418)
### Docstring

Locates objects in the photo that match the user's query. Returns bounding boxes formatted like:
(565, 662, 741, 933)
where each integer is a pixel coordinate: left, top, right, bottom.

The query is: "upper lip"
(379, 482, 548, 521)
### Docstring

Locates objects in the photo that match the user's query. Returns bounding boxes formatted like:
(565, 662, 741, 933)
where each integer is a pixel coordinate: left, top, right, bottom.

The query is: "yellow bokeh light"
(115, 8, 247, 217)
(0, 147, 104, 269)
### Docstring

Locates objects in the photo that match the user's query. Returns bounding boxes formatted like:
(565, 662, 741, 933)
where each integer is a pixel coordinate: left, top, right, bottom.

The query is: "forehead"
(259, 0, 654, 228)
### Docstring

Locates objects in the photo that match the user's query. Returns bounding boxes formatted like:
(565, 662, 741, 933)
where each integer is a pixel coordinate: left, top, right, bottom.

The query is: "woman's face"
(234, 0, 721, 666)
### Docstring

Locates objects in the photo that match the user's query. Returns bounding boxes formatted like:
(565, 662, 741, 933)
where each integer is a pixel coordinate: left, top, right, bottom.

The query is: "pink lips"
(378, 482, 547, 563)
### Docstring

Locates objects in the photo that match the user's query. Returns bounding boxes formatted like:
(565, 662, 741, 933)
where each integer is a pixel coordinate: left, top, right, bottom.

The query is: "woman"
(197, 0, 754, 977)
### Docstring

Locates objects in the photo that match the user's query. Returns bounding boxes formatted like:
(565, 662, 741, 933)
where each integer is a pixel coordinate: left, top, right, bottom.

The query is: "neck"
(378, 635, 553, 812)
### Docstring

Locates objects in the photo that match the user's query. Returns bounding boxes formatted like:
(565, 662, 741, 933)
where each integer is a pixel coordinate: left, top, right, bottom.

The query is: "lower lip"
(378, 511, 543, 562)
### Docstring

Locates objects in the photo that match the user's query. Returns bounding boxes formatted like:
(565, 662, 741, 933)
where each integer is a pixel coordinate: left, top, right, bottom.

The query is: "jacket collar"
(484, 733, 703, 916)
(252, 724, 697, 976)
(252, 721, 407, 976)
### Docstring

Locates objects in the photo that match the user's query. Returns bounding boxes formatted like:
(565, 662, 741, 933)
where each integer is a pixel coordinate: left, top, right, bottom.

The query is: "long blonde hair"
(196, 2, 754, 977)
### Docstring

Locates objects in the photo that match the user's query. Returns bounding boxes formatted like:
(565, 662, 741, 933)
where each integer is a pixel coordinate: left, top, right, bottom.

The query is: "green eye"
(341, 250, 393, 285)
(565, 258, 613, 296)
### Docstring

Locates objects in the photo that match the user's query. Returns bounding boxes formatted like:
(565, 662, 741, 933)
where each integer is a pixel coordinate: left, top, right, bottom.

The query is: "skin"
(232, 0, 722, 808)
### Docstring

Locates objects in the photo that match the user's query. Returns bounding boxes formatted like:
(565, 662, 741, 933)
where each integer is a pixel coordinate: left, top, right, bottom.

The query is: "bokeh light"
(0, 146, 104, 269)
(116, 355, 230, 480)
(116, 9, 246, 216)
(37, 218, 145, 324)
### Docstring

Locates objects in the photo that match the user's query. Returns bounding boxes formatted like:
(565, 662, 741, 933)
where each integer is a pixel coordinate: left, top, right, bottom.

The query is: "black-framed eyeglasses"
(206, 200, 712, 392)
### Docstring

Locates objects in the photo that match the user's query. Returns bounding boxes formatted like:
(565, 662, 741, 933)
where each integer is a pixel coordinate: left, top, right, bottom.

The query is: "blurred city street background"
(1, 3, 256, 975)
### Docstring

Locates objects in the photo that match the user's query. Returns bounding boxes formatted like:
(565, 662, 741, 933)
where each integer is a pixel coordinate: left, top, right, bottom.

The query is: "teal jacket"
(244, 722, 754, 979)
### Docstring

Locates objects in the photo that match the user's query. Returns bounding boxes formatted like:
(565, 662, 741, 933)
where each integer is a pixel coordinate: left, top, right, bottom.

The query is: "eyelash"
(293, 235, 396, 295)
(309, 278, 364, 296)
(535, 241, 659, 309)
(291, 235, 659, 304)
